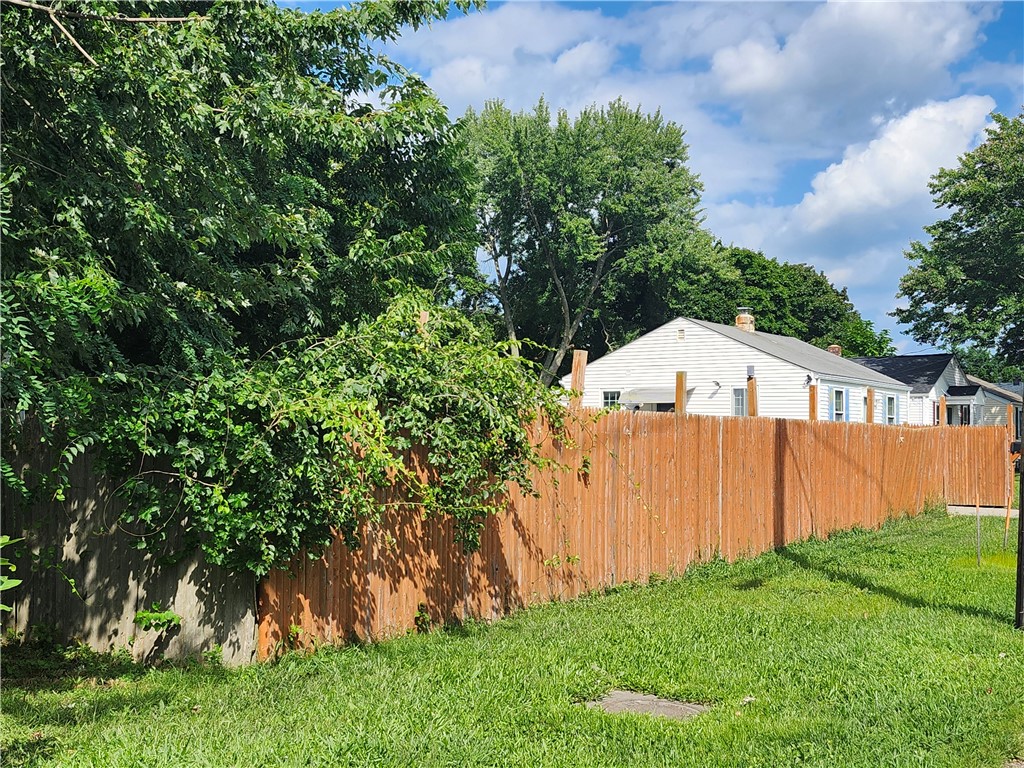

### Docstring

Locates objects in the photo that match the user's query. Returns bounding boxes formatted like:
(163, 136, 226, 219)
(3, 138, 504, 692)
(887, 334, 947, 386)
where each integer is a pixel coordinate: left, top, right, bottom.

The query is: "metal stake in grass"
(1016, 461, 1023, 630)
(975, 463, 982, 568)
(976, 497, 981, 568)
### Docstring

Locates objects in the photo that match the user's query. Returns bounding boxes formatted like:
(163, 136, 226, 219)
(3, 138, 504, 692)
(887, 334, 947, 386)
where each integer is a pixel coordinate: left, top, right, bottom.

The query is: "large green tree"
(465, 98, 728, 384)
(952, 346, 1023, 384)
(723, 248, 896, 357)
(895, 111, 1023, 364)
(465, 99, 891, 373)
(1, 0, 562, 574)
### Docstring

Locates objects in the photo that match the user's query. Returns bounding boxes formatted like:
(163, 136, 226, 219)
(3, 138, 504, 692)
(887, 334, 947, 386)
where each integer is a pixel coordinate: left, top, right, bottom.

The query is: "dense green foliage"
(0, 536, 23, 613)
(3, 512, 1022, 766)
(954, 346, 1024, 384)
(0, 0, 564, 574)
(102, 295, 563, 574)
(717, 248, 896, 357)
(465, 98, 728, 383)
(466, 100, 892, 372)
(896, 111, 1024, 365)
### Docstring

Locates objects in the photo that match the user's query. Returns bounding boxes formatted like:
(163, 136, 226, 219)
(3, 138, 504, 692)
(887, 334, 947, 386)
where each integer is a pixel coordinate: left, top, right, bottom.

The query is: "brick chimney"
(827, 344, 842, 356)
(735, 307, 755, 333)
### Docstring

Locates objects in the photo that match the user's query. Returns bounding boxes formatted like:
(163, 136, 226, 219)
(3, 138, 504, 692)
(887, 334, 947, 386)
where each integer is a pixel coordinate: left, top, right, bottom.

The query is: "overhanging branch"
(47, 8, 97, 65)
(1, 0, 206, 23)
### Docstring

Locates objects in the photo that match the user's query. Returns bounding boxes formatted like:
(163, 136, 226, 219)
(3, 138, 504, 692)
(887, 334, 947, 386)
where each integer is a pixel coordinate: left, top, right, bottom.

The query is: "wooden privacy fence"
(257, 413, 1011, 659)
(2, 431, 258, 665)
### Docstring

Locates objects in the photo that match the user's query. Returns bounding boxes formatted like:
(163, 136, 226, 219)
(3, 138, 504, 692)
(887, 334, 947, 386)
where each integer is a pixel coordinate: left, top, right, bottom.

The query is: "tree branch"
(1, 0, 205, 23)
(481, 213, 520, 357)
(47, 9, 96, 65)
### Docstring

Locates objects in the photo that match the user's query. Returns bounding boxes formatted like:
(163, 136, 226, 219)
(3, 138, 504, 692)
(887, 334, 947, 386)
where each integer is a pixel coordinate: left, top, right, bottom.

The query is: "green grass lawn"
(3, 509, 1023, 767)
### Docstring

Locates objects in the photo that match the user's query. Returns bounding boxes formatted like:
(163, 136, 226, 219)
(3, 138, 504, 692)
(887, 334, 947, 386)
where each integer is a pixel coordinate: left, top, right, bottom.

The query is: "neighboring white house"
(852, 354, 1022, 434)
(560, 311, 911, 423)
(969, 376, 1022, 438)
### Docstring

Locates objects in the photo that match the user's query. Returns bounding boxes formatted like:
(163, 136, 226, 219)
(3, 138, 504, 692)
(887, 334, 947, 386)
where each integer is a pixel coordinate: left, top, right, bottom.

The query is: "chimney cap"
(827, 344, 843, 356)
(737, 306, 752, 315)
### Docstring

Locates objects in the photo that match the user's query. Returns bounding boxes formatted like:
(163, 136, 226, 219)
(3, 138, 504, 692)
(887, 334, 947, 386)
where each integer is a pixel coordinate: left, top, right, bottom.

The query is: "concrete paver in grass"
(587, 690, 709, 720)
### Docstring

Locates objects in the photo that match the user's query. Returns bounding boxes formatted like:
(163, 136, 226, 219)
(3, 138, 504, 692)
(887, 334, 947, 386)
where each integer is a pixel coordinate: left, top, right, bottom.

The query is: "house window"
(603, 391, 620, 409)
(960, 404, 971, 425)
(886, 395, 897, 425)
(732, 388, 747, 416)
(934, 402, 940, 425)
(863, 396, 869, 423)
(832, 388, 846, 422)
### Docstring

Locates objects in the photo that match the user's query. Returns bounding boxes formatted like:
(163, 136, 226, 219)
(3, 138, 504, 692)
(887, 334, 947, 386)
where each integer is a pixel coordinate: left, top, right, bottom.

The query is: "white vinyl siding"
(908, 396, 924, 425)
(561, 318, 911, 420)
(979, 401, 1021, 429)
(818, 381, 908, 424)
(979, 404, 1005, 426)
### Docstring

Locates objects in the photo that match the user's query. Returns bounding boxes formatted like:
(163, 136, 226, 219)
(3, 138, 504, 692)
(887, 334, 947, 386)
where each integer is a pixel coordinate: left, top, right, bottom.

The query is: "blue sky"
(290, 0, 1023, 351)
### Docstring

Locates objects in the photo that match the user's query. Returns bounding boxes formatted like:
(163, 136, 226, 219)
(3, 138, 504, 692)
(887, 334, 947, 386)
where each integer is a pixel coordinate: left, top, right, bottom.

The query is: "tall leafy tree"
(725, 249, 896, 357)
(1, 0, 562, 574)
(570, 246, 895, 359)
(895, 111, 1024, 364)
(952, 346, 1023, 384)
(466, 98, 727, 383)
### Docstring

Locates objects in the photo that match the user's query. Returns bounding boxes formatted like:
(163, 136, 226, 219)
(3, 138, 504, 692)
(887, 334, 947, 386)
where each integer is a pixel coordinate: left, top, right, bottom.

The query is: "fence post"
(808, 383, 818, 421)
(939, 395, 947, 426)
(569, 350, 588, 409)
(675, 372, 687, 415)
(747, 375, 758, 417)
(866, 387, 875, 424)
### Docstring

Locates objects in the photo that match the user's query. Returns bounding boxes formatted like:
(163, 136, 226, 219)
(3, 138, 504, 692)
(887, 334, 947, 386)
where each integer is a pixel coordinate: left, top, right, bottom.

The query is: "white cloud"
(958, 60, 1024, 93)
(552, 40, 615, 79)
(628, 3, 808, 70)
(709, 2, 995, 145)
(380, 1, 1015, 348)
(792, 95, 995, 233)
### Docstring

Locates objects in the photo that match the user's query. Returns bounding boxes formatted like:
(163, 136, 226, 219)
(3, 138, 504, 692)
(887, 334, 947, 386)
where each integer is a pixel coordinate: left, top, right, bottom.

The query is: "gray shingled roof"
(688, 318, 909, 389)
(969, 376, 1024, 405)
(849, 354, 954, 394)
(998, 381, 1023, 397)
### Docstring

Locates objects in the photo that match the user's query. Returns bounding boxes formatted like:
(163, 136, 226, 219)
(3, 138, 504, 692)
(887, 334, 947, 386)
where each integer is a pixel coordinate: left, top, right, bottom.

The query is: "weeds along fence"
(258, 412, 1011, 658)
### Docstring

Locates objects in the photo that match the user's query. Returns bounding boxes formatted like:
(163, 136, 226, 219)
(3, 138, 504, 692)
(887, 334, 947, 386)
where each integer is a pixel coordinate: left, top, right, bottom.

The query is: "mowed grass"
(3, 509, 1024, 767)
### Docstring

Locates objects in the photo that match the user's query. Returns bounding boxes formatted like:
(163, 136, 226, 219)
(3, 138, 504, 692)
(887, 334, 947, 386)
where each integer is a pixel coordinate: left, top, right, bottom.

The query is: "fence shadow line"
(775, 548, 1009, 625)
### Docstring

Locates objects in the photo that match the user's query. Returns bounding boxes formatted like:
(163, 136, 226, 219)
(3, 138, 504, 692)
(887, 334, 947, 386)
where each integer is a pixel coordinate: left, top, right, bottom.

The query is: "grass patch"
(3, 510, 1023, 767)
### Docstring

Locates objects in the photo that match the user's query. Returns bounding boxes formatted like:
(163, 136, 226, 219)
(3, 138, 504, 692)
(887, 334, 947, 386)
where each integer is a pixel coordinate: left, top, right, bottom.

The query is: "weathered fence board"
(2, 436, 257, 666)
(257, 413, 1012, 659)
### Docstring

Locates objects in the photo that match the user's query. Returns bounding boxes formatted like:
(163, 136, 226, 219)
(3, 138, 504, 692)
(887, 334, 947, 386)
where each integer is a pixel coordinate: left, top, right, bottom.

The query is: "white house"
(852, 354, 1022, 433)
(968, 376, 1022, 438)
(560, 311, 911, 423)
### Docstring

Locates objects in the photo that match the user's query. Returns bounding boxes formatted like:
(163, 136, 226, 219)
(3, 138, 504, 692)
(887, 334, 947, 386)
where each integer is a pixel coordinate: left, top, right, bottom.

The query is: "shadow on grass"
(0, 730, 60, 767)
(776, 549, 1010, 626)
(0, 641, 228, 692)
(3, 687, 175, 730)
(0, 643, 144, 692)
